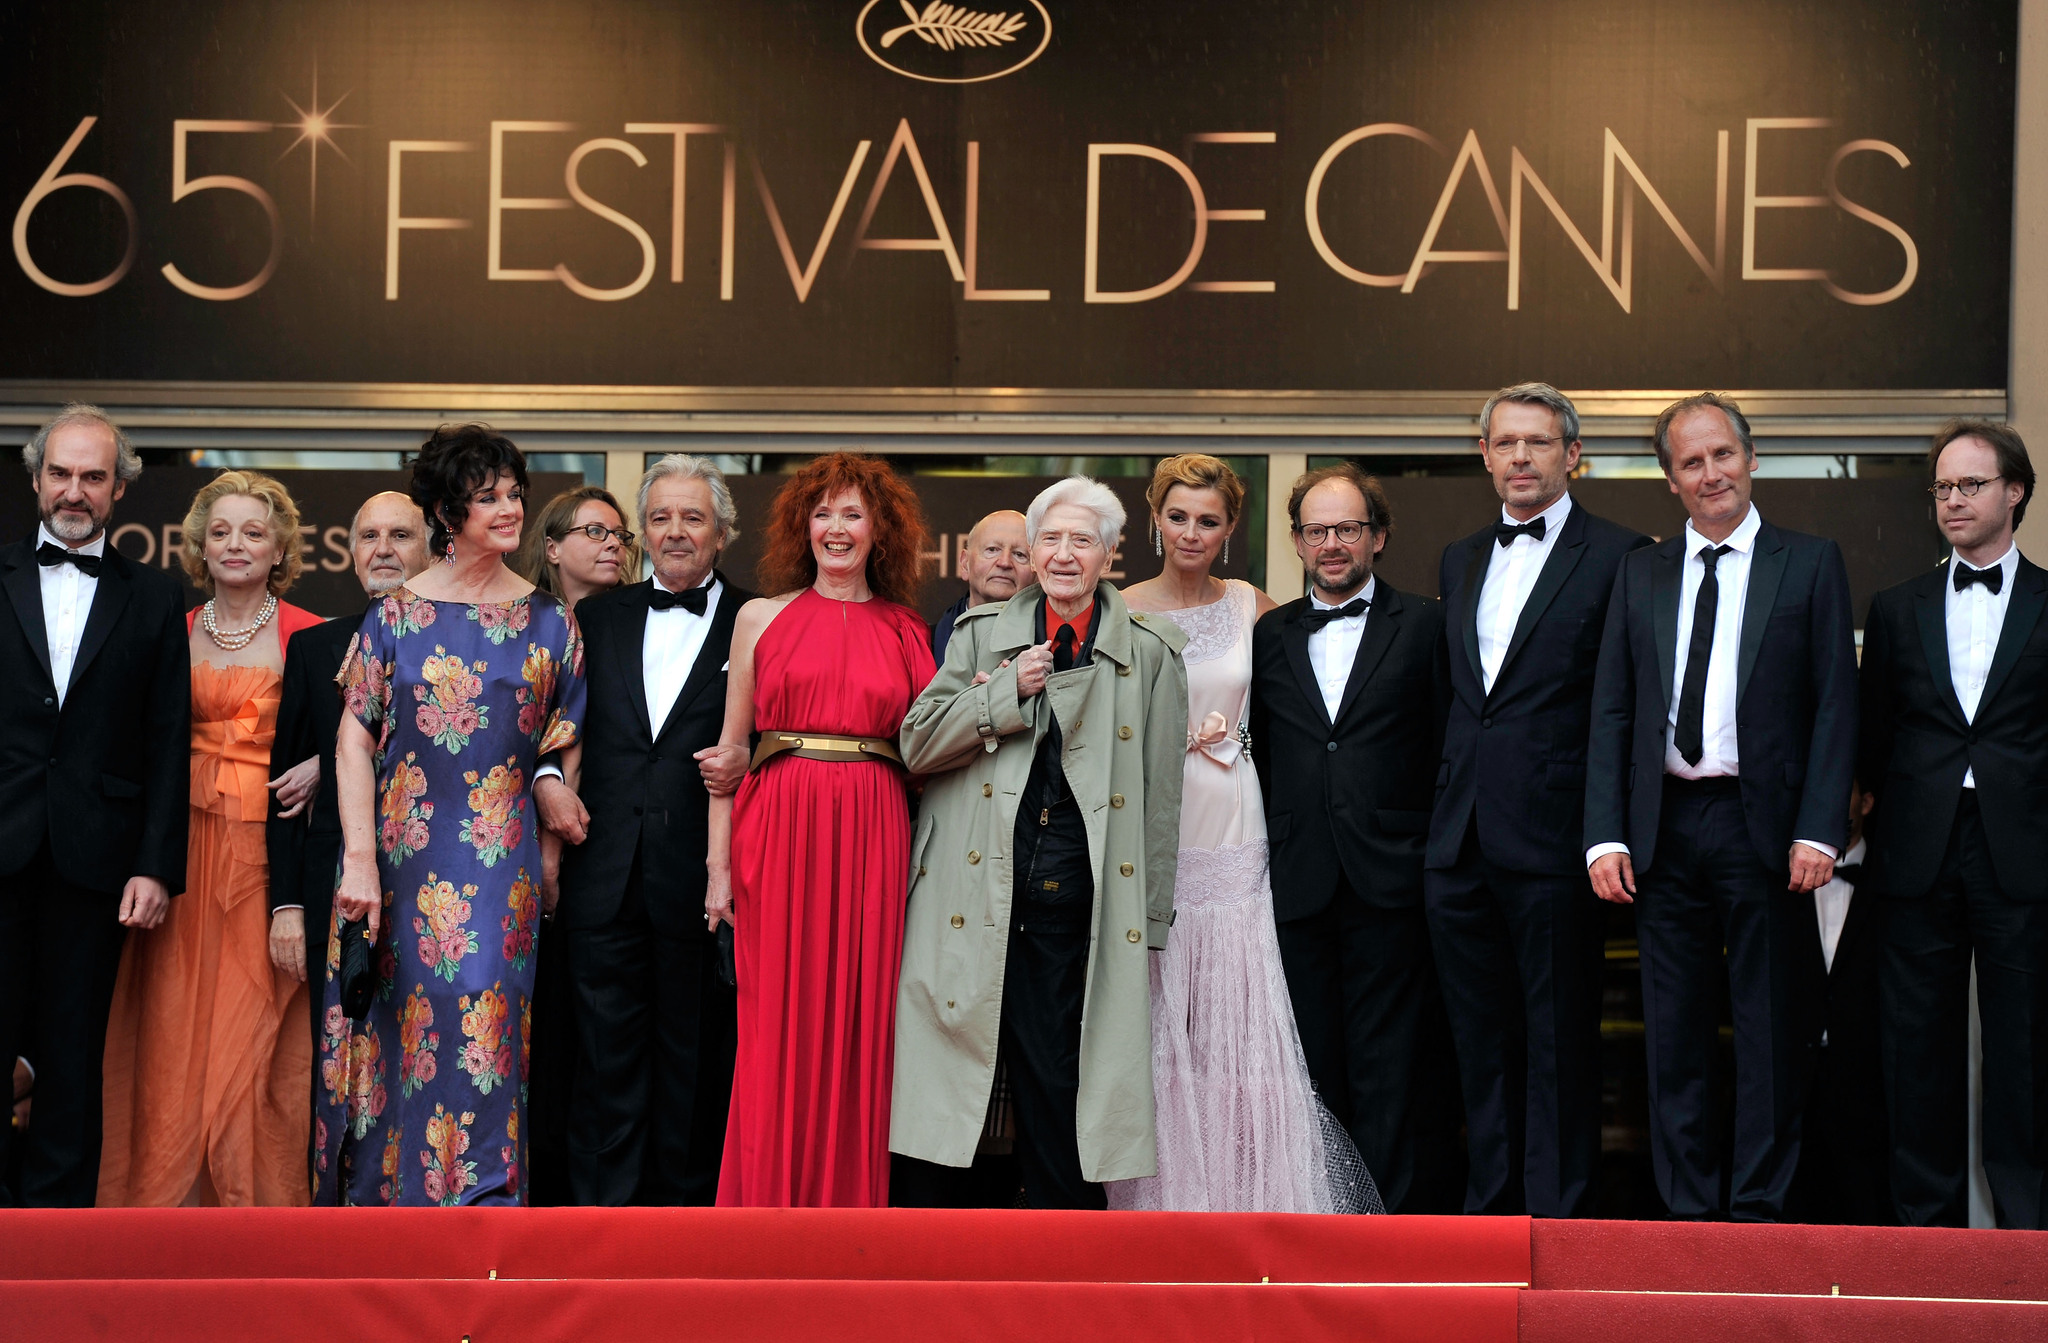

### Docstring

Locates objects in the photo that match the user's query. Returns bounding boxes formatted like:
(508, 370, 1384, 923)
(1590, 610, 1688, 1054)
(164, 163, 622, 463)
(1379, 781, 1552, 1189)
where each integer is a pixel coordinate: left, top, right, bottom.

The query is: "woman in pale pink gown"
(1109, 455, 1379, 1214)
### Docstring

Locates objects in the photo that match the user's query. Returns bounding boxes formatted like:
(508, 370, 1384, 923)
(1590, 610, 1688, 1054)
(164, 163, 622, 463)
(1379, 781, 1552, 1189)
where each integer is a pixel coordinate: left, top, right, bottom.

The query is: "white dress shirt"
(1306, 576, 1375, 721)
(1586, 506, 1833, 867)
(1946, 543, 2019, 789)
(1477, 493, 1573, 693)
(1813, 836, 1865, 976)
(36, 522, 105, 709)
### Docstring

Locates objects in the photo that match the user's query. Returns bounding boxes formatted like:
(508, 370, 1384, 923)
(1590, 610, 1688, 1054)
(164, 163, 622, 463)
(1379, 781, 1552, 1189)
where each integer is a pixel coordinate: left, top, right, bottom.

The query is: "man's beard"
(1308, 554, 1370, 596)
(42, 502, 106, 544)
(362, 569, 408, 595)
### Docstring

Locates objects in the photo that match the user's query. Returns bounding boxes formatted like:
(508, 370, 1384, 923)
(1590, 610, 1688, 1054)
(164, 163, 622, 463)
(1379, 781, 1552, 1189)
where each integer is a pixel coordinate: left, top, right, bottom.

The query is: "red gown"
(718, 589, 936, 1206)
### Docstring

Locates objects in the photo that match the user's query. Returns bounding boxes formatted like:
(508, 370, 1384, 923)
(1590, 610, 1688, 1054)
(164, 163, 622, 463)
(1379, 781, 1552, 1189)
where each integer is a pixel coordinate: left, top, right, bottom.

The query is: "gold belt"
(749, 731, 905, 772)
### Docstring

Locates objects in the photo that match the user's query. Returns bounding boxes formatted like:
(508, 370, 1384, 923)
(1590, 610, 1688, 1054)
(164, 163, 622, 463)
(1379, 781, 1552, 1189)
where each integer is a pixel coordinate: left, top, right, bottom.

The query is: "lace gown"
(1106, 581, 1381, 1214)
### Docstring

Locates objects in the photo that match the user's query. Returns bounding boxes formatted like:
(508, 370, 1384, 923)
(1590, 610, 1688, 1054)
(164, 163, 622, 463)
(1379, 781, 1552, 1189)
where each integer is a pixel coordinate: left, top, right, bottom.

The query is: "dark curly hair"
(755, 453, 930, 608)
(409, 423, 529, 556)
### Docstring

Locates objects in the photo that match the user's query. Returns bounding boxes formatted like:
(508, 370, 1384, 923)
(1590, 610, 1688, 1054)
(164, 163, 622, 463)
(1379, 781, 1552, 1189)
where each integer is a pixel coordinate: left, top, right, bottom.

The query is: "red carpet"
(2, 1210, 2044, 1342)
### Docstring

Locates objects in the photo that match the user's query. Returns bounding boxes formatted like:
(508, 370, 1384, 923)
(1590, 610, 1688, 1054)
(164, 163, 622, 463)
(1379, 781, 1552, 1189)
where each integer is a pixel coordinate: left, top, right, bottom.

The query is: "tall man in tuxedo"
(537, 454, 752, 1205)
(265, 491, 429, 1014)
(1252, 464, 1455, 1212)
(1859, 420, 2048, 1228)
(0, 405, 188, 1206)
(1427, 383, 1650, 1217)
(1586, 392, 1857, 1221)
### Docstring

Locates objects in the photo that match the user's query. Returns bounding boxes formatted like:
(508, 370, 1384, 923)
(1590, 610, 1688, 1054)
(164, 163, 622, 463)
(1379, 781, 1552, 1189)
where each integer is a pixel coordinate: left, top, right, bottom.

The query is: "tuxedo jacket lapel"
(1977, 558, 2047, 717)
(68, 549, 133, 695)
(1736, 523, 1789, 703)
(1, 540, 54, 690)
(1494, 508, 1587, 692)
(1458, 537, 1488, 689)
(1335, 584, 1401, 726)
(656, 575, 740, 743)
(1651, 541, 1683, 714)
(613, 582, 655, 742)
(1280, 607, 1331, 728)
(1914, 565, 1968, 727)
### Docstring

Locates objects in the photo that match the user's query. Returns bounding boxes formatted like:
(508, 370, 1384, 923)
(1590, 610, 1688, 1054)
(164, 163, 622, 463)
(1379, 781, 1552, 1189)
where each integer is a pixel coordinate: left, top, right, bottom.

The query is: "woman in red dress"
(706, 454, 934, 1206)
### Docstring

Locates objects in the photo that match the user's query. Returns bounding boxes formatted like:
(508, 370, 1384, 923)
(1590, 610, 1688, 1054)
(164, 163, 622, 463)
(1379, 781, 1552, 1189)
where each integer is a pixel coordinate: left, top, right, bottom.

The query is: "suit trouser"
(1636, 775, 1822, 1221)
(1276, 875, 1458, 1213)
(298, 830, 340, 1059)
(1881, 791, 2048, 1229)
(1425, 824, 1605, 1216)
(1786, 892, 1893, 1225)
(999, 902, 1103, 1211)
(0, 840, 128, 1207)
(564, 854, 737, 1206)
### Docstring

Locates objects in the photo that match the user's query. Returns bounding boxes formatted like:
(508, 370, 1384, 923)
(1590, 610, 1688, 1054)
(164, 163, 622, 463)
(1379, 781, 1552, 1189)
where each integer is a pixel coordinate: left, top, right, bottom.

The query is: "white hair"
(1026, 475, 1125, 551)
(638, 453, 739, 542)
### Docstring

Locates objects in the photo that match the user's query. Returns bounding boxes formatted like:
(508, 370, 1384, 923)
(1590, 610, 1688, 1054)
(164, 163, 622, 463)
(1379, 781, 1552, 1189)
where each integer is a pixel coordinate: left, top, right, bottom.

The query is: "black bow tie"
(1831, 862, 1861, 888)
(1495, 517, 1547, 547)
(36, 542, 101, 577)
(648, 583, 709, 614)
(1302, 597, 1369, 631)
(1953, 563, 2003, 595)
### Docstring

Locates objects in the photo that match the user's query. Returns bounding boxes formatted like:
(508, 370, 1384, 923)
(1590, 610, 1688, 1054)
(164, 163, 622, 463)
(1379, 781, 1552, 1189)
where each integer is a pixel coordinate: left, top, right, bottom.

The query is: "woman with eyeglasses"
(513, 486, 638, 611)
(508, 484, 634, 1204)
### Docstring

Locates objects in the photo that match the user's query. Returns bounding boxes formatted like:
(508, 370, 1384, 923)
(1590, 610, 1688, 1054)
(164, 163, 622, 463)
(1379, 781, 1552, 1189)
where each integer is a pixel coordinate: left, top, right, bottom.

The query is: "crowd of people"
(1, 385, 2041, 1230)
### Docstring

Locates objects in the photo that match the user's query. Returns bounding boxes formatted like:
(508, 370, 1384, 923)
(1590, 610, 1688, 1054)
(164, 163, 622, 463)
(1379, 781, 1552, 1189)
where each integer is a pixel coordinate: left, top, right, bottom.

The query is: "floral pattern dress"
(312, 589, 585, 1206)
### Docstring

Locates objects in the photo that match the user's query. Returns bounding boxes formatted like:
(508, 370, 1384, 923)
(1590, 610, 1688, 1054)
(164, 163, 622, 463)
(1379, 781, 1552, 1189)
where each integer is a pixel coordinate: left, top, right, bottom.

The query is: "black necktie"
(647, 583, 709, 614)
(36, 542, 101, 578)
(1674, 544, 1732, 767)
(1953, 563, 2003, 595)
(1301, 597, 1369, 631)
(1494, 517, 1547, 547)
(1051, 622, 1078, 673)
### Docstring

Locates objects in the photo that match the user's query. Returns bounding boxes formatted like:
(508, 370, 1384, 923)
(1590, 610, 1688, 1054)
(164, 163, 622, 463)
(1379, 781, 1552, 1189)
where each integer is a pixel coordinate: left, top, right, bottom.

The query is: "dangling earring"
(1223, 535, 1230, 566)
(443, 535, 456, 564)
(1153, 525, 1163, 557)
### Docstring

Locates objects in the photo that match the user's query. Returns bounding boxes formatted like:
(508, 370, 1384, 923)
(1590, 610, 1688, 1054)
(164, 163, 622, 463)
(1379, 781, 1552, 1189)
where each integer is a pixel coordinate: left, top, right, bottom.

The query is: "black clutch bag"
(337, 915, 377, 1020)
(717, 922, 736, 988)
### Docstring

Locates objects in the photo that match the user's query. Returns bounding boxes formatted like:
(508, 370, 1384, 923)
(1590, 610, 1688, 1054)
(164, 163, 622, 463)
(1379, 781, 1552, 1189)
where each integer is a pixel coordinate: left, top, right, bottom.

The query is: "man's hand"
(534, 775, 589, 844)
(118, 876, 170, 929)
(695, 743, 748, 797)
(267, 756, 322, 819)
(269, 908, 307, 982)
(1787, 843, 1835, 894)
(1589, 852, 1636, 905)
(1012, 639, 1055, 698)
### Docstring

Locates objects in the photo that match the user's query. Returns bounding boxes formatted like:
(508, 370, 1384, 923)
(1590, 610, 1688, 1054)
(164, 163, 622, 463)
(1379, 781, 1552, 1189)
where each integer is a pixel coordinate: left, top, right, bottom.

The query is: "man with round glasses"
(1859, 418, 2048, 1228)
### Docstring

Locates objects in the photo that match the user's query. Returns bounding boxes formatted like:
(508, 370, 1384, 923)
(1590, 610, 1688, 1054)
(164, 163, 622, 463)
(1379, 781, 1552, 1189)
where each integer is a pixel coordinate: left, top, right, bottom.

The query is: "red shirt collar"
(1046, 600, 1094, 649)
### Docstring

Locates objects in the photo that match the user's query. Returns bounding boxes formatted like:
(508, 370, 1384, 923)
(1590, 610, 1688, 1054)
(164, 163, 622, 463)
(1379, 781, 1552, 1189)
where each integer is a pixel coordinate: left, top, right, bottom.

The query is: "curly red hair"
(755, 453, 931, 608)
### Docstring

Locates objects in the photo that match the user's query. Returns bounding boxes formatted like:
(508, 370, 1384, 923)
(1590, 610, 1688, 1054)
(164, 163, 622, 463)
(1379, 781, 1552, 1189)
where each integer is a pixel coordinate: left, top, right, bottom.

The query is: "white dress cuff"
(535, 763, 565, 784)
(1585, 842, 1631, 869)
(1793, 839, 1839, 862)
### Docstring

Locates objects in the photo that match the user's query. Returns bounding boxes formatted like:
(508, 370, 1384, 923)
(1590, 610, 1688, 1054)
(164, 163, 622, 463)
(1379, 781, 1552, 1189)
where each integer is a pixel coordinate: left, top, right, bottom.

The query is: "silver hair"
(22, 403, 142, 483)
(1026, 475, 1126, 551)
(1478, 382, 1581, 445)
(638, 453, 739, 542)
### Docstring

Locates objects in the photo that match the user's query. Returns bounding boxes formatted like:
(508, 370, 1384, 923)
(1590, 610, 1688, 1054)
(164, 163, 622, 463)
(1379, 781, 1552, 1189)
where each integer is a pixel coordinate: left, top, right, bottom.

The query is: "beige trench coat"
(888, 582, 1188, 1181)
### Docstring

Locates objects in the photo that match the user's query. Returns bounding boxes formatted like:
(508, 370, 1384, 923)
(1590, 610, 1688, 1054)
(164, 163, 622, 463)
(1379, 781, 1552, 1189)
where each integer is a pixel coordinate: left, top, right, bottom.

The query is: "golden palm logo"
(857, 0, 1051, 83)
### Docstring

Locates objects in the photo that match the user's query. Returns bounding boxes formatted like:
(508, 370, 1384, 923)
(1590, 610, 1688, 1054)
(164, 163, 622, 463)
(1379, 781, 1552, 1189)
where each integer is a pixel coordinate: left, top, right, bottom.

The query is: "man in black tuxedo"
(0, 405, 188, 1206)
(1427, 383, 1650, 1217)
(1860, 419, 2048, 1229)
(536, 454, 751, 1205)
(1251, 464, 1455, 1212)
(1586, 392, 1856, 1221)
(265, 491, 429, 1022)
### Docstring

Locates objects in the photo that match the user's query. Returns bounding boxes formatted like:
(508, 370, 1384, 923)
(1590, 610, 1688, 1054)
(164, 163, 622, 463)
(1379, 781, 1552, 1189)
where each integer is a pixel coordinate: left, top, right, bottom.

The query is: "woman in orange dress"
(706, 454, 934, 1207)
(98, 470, 323, 1206)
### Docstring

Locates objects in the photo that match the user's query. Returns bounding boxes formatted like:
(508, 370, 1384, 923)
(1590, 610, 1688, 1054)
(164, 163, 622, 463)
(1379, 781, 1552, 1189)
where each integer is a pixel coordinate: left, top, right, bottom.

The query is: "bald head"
(959, 509, 1032, 607)
(353, 491, 430, 595)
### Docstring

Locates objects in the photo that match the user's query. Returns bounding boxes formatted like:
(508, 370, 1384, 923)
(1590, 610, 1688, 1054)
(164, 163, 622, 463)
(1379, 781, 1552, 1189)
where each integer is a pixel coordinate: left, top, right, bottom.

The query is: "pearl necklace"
(202, 593, 279, 651)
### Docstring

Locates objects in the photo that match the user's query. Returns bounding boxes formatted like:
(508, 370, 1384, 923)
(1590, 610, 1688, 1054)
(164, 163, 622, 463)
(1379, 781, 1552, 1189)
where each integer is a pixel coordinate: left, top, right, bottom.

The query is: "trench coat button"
(1126, 929, 1142, 943)
(1133, 613, 1148, 621)
(946, 1000, 955, 1008)
(1118, 726, 1132, 740)
(950, 914, 965, 929)
(1117, 665, 1131, 677)
(1072, 719, 1082, 731)
(1110, 794, 1124, 808)
(982, 783, 993, 797)
(918, 865, 927, 877)
(1120, 862, 1134, 877)
(967, 850, 981, 864)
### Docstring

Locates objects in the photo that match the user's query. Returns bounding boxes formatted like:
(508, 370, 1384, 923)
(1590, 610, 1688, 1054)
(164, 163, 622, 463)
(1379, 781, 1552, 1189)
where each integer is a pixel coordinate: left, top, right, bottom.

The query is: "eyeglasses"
(1295, 520, 1372, 546)
(1929, 476, 2003, 500)
(1486, 435, 1561, 452)
(559, 522, 634, 545)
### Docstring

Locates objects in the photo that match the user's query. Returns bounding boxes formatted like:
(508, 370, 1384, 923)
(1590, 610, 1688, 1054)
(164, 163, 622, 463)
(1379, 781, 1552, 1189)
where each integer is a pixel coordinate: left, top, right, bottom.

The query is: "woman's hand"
(705, 865, 735, 931)
(269, 908, 307, 982)
(335, 853, 383, 937)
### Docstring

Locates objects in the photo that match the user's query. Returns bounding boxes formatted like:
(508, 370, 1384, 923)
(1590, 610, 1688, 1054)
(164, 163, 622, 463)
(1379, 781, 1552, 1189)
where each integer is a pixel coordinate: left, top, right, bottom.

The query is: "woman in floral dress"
(314, 425, 586, 1206)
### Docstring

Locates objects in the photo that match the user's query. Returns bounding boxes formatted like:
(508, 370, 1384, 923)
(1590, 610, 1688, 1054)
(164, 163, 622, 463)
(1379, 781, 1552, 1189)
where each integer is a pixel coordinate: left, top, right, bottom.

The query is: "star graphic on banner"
(276, 66, 360, 220)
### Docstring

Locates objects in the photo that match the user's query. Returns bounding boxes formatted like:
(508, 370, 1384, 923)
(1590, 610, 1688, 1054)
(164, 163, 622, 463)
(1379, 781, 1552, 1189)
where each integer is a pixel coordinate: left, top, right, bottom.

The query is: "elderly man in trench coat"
(892, 476, 1189, 1208)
